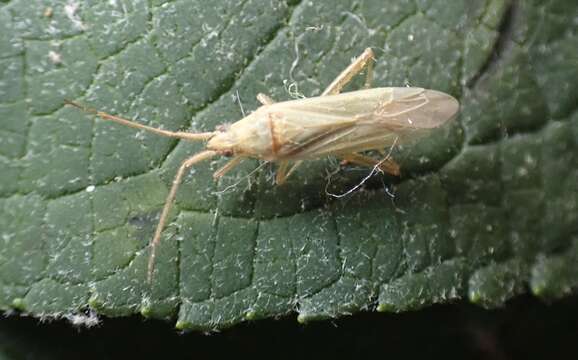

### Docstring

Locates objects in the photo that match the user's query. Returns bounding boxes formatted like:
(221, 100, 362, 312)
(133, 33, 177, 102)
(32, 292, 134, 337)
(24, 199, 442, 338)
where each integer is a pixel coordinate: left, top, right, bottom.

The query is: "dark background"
(1, 294, 576, 359)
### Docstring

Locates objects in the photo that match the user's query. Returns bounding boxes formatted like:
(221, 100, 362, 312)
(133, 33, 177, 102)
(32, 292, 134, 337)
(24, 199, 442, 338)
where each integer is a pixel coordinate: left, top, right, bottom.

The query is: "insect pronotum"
(66, 48, 460, 282)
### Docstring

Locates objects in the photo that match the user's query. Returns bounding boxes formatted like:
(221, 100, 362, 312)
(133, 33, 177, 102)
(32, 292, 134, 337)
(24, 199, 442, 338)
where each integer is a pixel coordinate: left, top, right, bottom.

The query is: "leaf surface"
(0, 0, 577, 330)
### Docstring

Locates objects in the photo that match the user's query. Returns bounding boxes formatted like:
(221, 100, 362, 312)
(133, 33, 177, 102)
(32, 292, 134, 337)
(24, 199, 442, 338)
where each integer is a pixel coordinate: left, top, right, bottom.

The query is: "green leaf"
(1, 0, 577, 331)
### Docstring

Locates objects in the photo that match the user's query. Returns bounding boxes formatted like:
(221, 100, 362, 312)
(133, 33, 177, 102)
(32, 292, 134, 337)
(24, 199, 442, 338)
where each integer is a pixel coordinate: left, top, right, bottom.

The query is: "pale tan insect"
(65, 48, 459, 282)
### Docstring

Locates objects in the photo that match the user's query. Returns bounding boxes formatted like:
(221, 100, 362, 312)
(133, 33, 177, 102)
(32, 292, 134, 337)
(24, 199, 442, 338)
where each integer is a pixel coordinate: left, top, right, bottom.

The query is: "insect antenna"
(64, 100, 216, 141)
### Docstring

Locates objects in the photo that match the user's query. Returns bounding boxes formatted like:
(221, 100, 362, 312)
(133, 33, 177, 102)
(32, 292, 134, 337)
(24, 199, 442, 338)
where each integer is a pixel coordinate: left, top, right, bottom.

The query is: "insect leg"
(285, 160, 303, 179)
(275, 161, 290, 184)
(213, 156, 244, 179)
(147, 150, 219, 283)
(363, 53, 374, 89)
(65, 100, 216, 141)
(322, 48, 375, 96)
(275, 160, 303, 185)
(340, 153, 400, 176)
(256, 93, 276, 105)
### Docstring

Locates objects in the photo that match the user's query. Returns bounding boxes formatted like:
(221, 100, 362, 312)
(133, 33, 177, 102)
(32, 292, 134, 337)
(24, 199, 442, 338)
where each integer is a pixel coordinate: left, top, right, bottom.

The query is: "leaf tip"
(12, 298, 26, 310)
(175, 320, 189, 330)
(376, 303, 394, 312)
(297, 313, 308, 324)
(530, 284, 544, 297)
(244, 310, 257, 321)
(468, 290, 482, 304)
(87, 295, 101, 309)
(140, 305, 152, 317)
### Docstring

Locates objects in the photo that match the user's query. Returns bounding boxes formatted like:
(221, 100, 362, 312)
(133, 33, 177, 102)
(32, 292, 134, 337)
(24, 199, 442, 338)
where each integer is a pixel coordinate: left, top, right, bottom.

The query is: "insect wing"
(359, 87, 459, 129)
(266, 87, 458, 159)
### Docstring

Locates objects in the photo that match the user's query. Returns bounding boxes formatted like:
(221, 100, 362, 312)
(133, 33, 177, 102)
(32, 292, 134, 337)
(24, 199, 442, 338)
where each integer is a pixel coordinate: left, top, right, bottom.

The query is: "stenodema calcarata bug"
(66, 48, 459, 282)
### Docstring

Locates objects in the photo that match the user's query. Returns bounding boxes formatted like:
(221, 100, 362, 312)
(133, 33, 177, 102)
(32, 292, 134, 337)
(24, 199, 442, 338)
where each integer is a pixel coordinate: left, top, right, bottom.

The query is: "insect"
(65, 48, 459, 282)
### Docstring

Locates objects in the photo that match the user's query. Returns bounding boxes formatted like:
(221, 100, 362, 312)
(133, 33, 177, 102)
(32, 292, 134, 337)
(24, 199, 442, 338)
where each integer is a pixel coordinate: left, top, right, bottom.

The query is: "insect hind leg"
(322, 48, 375, 96)
(340, 152, 400, 176)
